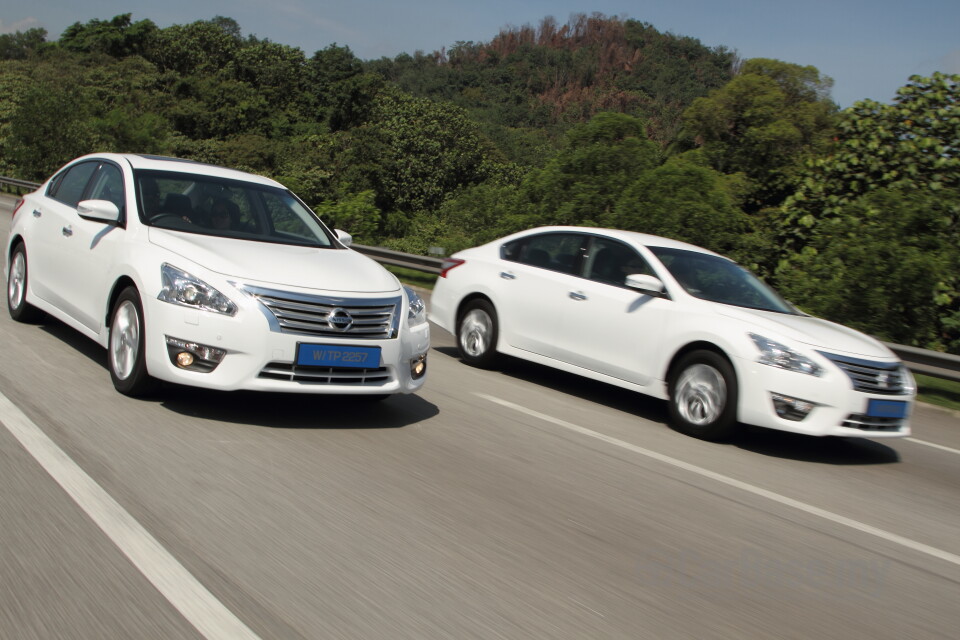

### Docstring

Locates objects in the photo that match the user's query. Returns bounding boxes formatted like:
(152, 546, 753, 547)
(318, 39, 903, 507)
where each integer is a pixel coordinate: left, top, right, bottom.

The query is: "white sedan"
(6, 153, 429, 398)
(430, 226, 914, 440)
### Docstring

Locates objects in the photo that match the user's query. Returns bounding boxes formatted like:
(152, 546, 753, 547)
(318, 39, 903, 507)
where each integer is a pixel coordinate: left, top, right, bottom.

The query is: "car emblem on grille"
(877, 371, 890, 389)
(327, 308, 354, 331)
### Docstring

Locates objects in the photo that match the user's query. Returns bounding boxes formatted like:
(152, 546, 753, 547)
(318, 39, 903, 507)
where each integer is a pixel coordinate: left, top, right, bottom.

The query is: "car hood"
(149, 229, 400, 293)
(717, 306, 894, 359)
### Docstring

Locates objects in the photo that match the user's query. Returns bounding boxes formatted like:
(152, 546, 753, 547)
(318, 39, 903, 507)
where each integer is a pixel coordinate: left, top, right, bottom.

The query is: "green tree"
(0, 28, 48, 60)
(609, 153, 754, 259)
(776, 186, 960, 352)
(679, 58, 837, 211)
(59, 14, 157, 58)
(525, 112, 660, 226)
(7, 81, 98, 179)
(354, 86, 511, 215)
(783, 72, 960, 249)
(146, 19, 241, 75)
(314, 191, 381, 242)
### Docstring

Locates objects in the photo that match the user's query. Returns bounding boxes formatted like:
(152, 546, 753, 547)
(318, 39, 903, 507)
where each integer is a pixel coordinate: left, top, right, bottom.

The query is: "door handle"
(33, 209, 41, 217)
(569, 291, 587, 301)
(500, 272, 516, 280)
(61, 226, 73, 237)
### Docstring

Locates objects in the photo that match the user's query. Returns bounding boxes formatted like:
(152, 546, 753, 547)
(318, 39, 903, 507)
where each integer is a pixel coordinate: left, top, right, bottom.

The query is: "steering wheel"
(150, 213, 191, 224)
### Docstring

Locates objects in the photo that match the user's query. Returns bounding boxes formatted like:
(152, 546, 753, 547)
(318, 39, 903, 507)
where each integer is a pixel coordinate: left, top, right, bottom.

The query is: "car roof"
(69, 153, 283, 188)
(504, 226, 724, 257)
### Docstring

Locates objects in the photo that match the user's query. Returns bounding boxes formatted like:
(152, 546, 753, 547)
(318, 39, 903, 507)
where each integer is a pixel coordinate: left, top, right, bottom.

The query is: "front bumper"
(142, 295, 429, 395)
(735, 355, 913, 438)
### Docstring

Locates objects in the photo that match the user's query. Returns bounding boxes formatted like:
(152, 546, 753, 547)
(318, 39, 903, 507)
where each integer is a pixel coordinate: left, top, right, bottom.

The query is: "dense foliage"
(1, 13, 957, 352)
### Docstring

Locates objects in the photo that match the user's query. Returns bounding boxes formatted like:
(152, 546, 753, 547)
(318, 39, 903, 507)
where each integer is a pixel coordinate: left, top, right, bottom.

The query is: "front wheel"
(457, 299, 499, 368)
(7, 243, 44, 322)
(668, 350, 739, 441)
(109, 287, 157, 397)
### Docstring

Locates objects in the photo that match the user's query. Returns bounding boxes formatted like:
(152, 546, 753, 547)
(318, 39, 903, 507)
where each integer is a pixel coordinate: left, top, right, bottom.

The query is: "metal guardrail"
(884, 344, 960, 384)
(353, 244, 443, 275)
(0, 176, 40, 193)
(2, 176, 958, 382)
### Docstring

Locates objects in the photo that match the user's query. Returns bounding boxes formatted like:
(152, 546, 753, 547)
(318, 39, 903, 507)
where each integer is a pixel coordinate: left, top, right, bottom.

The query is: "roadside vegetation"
(916, 375, 960, 412)
(1, 12, 957, 355)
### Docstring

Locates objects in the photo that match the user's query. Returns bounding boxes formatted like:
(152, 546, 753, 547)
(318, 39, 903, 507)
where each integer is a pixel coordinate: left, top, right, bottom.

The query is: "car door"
(30, 160, 99, 314)
(59, 162, 127, 333)
(554, 236, 669, 387)
(495, 232, 587, 360)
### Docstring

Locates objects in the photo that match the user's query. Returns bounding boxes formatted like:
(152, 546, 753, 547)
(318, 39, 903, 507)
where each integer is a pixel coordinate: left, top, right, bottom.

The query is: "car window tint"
(650, 246, 795, 313)
(515, 233, 583, 274)
(584, 238, 652, 287)
(136, 169, 334, 247)
(50, 162, 98, 207)
(259, 190, 323, 242)
(88, 164, 125, 213)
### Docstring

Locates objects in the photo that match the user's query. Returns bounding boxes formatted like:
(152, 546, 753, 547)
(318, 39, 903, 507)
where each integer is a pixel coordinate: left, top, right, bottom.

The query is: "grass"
(386, 265, 438, 290)
(916, 374, 960, 411)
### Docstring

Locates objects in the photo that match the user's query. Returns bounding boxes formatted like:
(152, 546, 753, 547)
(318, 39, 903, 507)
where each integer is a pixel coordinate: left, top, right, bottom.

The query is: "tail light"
(11, 198, 24, 222)
(439, 258, 465, 278)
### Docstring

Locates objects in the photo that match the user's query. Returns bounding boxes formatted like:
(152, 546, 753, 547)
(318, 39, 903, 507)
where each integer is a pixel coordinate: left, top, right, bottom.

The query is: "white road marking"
(905, 437, 960, 456)
(0, 391, 262, 640)
(476, 392, 960, 569)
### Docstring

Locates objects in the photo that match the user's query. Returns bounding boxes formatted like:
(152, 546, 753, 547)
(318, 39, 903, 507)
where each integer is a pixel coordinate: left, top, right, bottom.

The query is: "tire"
(7, 243, 44, 323)
(668, 350, 739, 441)
(108, 287, 157, 397)
(456, 299, 499, 368)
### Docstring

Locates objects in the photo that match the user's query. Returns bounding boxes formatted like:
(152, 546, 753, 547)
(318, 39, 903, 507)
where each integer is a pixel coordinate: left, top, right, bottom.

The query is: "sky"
(2, 0, 958, 108)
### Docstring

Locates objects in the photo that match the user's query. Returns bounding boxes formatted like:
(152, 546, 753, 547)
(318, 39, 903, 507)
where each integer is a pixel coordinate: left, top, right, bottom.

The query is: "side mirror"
(335, 229, 353, 248)
(77, 199, 121, 223)
(625, 273, 667, 298)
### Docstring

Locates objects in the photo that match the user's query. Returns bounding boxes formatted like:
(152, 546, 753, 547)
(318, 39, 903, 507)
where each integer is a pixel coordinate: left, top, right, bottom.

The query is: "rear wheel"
(7, 243, 43, 322)
(668, 350, 739, 441)
(109, 287, 157, 397)
(457, 299, 499, 368)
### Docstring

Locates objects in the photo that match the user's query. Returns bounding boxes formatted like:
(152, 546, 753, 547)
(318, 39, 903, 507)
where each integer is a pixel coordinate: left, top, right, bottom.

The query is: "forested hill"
(368, 15, 737, 147)
(0, 14, 958, 353)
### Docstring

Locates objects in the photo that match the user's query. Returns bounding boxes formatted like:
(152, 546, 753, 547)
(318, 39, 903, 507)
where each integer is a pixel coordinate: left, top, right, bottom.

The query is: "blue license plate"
(866, 399, 908, 419)
(297, 344, 381, 368)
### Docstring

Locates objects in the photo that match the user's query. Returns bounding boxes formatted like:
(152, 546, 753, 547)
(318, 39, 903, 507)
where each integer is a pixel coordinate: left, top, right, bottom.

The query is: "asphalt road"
(1, 193, 960, 639)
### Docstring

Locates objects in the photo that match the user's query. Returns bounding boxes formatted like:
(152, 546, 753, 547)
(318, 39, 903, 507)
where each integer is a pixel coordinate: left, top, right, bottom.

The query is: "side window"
(501, 239, 523, 262)
(584, 238, 652, 287)
(87, 164, 125, 213)
(514, 233, 584, 274)
(49, 162, 98, 207)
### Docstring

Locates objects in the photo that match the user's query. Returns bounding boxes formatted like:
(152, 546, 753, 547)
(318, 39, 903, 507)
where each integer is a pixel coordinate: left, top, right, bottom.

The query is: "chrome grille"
(259, 361, 391, 385)
(242, 285, 400, 339)
(817, 351, 909, 395)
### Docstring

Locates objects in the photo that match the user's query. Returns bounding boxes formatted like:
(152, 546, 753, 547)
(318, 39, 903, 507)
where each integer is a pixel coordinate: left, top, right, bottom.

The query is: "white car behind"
(430, 226, 914, 440)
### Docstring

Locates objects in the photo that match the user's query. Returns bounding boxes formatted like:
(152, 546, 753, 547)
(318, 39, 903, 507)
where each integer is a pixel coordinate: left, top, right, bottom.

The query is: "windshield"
(135, 170, 336, 248)
(649, 247, 797, 314)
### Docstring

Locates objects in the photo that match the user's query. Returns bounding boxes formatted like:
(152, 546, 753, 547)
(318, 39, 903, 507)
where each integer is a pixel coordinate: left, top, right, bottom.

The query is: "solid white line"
(476, 392, 960, 569)
(905, 437, 960, 456)
(0, 392, 262, 640)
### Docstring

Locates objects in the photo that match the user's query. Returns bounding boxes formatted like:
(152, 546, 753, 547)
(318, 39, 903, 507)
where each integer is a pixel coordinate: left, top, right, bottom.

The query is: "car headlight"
(749, 333, 823, 377)
(404, 286, 427, 326)
(158, 264, 237, 316)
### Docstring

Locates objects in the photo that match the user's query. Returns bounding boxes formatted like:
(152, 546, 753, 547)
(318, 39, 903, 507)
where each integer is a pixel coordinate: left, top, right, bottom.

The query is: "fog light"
(410, 354, 427, 379)
(165, 336, 226, 372)
(771, 393, 816, 421)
